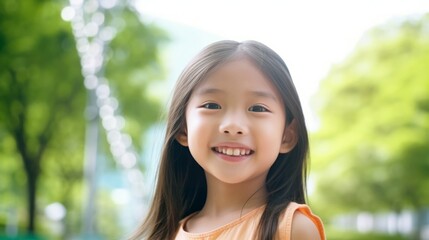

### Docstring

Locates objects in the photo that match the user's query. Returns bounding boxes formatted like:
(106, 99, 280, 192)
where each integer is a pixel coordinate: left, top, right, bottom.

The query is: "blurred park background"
(1, 0, 429, 239)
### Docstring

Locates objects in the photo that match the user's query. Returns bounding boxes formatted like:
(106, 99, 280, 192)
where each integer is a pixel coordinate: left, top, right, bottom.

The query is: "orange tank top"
(175, 202, 325, 239)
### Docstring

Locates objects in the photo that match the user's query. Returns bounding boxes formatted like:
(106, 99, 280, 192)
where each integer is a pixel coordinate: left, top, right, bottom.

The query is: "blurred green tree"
(0, 0, 167, 236)
(312, 13, 429, 232)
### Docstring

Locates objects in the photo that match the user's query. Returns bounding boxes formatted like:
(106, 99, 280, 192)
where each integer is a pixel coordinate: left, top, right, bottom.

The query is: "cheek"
(185, 111, 211, 146)
(185, 114, 212, 165)
(256, 119, 285, 147)
(186, 111, 204, 132)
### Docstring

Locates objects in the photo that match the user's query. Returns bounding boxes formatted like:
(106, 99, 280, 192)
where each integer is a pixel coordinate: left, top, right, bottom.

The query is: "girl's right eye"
(201, 103, 221, 109)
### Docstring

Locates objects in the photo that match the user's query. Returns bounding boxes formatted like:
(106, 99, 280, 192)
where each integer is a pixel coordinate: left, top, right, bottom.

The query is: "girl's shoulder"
(278, 202, 325, 240)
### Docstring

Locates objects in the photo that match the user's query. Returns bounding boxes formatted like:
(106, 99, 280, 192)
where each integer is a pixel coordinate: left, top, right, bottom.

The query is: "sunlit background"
(1, 0, 428, 239)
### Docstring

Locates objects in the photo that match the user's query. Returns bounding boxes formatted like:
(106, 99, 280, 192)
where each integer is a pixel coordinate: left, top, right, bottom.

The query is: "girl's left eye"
(248, 105, 269, 112)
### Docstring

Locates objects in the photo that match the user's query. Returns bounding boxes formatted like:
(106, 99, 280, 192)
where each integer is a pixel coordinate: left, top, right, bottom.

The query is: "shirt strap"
(278, 202, 325, 240)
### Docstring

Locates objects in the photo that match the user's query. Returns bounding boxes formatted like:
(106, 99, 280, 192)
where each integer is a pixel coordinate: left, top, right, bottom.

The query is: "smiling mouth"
(212, 147, 254, 156)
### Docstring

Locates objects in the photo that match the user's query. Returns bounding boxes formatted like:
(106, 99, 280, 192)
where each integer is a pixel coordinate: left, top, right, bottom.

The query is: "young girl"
(131, 40, 325, 240)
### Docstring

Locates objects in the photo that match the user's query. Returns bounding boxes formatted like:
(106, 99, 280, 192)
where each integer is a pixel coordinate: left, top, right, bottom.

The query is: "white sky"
(135, 0, 429, 130)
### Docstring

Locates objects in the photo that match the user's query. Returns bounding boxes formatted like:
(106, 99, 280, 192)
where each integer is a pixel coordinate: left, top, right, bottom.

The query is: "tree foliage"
(0, 0, 167, 237)
(311, 14, 429, 217)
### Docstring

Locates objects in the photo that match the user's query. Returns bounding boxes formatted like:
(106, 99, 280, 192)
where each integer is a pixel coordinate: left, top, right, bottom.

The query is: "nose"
(219, 111, 248, 136)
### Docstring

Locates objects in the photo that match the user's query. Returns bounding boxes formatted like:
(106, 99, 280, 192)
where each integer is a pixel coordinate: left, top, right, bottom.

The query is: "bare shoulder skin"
(291, 211, 321, 240)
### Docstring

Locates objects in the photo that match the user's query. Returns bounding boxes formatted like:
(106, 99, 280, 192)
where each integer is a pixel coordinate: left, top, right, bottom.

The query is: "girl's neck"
(183, 173, 268, 233)
(200, 173, 267, 217)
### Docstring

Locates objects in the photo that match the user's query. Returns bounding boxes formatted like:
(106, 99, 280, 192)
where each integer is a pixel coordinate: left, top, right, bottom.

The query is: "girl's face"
(177, 58, 297, 186)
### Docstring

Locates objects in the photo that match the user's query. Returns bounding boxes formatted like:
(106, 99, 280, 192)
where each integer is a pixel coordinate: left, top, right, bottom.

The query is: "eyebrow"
(195, 88, 224, 96)
(249, 90, 279, 102)
(195, 88, 279, 102)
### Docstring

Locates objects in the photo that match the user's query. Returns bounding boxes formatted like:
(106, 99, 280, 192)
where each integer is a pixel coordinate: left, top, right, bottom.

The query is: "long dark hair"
(130, 40, 309, 240)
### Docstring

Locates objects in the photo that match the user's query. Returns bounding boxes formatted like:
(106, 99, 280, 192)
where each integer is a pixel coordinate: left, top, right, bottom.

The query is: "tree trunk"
(26, 169, 38, 233)
(14, 123, 42, 234)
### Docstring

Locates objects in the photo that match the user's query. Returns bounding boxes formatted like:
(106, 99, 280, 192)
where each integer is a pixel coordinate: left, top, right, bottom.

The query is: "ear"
(176, 129, 188, 147)
(279, 119, 298, 154)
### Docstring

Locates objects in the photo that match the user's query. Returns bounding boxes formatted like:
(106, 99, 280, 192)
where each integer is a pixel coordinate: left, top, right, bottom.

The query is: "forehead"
(193, 58, 281, 97)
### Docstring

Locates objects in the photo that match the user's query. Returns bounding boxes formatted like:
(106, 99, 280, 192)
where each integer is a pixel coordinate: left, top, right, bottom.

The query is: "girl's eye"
(202, 103, 221, 109)
(248, 105, 269, 112)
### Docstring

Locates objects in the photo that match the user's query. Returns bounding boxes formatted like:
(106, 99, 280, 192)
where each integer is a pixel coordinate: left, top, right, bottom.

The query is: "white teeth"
(233, 149, 240, 156)
(215, 147, 251, 156)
